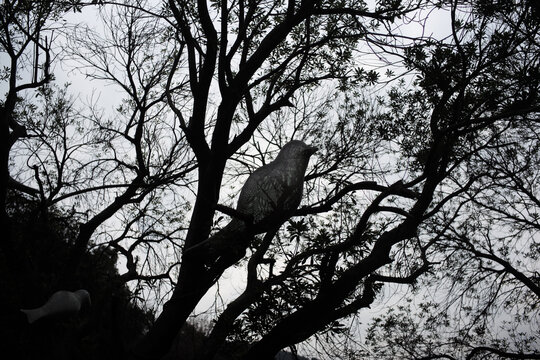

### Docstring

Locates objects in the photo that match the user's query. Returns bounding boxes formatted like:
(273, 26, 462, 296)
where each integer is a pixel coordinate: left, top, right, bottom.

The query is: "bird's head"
(277, 140, 318, 160)
(74, 289, 92, 308)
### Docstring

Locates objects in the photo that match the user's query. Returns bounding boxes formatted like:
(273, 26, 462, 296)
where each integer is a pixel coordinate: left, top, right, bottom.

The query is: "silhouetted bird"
(187, 140, 317, 260)
(21, 289, 91, 323)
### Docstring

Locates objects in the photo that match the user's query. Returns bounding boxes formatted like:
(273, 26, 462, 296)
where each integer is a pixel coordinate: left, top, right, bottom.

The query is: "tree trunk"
(132, 160, 227, 359)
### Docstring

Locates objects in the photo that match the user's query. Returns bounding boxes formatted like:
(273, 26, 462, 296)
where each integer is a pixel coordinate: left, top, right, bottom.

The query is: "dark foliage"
(162, 320, 315, 360)
(0, 191, 153, 360)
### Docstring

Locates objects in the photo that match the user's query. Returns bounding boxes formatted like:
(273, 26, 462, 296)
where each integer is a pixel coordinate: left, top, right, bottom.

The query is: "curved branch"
(296, 180, 418, 216)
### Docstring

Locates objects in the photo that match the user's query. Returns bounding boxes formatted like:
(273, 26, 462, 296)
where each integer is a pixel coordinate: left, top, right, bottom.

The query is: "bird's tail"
(20, 308, 45, 324)
(209, 219, 250, 251)
(184, 219, 250, 259)
(206, 219, 253, 268)
(220, 218, 247, 237)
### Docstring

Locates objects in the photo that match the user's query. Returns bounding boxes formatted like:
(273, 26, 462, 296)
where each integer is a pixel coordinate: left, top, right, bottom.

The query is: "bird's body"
(21, 289, 91, 324)
(234, 140, 316, 231)
(189, 140, 317, 260)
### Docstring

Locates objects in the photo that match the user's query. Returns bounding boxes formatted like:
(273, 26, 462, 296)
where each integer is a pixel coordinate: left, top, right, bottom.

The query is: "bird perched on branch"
(187, 140, 317, 260)
(20, 289, 91, 324)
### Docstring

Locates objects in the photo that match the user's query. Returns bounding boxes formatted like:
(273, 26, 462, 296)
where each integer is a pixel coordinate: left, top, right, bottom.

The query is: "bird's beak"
(307, 145, 318, 155)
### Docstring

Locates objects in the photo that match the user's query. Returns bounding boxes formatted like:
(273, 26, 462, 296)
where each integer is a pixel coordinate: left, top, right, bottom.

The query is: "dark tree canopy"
(1, 0, 538, 359)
